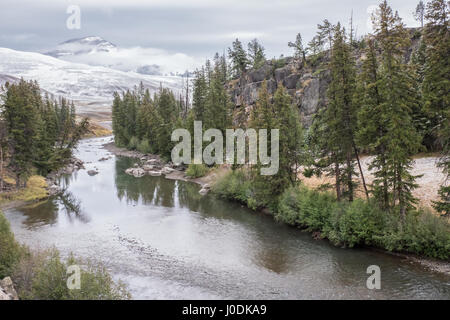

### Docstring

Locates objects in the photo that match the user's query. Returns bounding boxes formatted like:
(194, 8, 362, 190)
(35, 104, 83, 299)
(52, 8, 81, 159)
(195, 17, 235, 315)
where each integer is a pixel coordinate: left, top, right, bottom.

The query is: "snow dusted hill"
(45, 36, 117, 58)
(0, 47, 183, 112)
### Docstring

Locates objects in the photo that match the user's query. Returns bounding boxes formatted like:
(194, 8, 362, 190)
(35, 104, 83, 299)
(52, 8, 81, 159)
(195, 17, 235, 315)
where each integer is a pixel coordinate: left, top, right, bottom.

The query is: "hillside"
(228, 28, 422, 127)
(0, 47, 183, 116)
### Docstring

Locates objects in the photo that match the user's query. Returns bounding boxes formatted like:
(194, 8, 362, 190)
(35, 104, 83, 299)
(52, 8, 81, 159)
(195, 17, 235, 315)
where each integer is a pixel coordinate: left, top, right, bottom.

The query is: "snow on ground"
(0, 47, 183, 113)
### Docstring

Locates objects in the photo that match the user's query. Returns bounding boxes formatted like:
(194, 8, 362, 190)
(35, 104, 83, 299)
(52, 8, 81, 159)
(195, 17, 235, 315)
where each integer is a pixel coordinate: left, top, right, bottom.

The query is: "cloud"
(52, 45, 201, 75)
(0, 0, 422, 60)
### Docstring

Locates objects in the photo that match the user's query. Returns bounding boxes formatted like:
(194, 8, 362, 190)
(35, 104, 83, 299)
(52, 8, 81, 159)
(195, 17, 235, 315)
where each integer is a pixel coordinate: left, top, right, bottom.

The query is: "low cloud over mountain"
(44, 36, 199, 76)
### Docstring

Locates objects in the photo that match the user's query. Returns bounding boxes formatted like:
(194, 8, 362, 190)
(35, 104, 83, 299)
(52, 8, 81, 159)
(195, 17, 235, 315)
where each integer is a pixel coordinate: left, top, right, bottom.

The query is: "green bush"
(14, 248, 131, 300)
(275, 186, 450, 259)
(137, 139, 151, 154)
(128, 136, 139, 150)
(328, 199, 385, 247)
(276, 186, 336, 233)
(0, 211, 24, 279)
(185, 164, 209, 178)
(379, 210, 450, 260)
(1, 211, 131, 299)
(212, 170, 256, 208)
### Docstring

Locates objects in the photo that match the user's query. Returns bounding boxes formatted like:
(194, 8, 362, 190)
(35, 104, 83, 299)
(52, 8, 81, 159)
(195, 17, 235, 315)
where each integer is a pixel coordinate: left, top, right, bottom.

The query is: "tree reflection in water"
(19, 188, 89, 228)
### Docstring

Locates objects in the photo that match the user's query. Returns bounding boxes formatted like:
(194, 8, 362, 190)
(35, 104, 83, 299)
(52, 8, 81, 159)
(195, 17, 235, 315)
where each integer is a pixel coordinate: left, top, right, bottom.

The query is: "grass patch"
(185, 164, 209, 178)
(0, 175, 48, 204)
(84, 122, 112, 138)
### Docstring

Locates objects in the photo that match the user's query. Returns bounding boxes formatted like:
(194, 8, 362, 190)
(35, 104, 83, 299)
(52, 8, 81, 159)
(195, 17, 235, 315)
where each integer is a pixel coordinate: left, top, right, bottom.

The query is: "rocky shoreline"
(102, 142, 214, 195)
(45, 157, 85, 196)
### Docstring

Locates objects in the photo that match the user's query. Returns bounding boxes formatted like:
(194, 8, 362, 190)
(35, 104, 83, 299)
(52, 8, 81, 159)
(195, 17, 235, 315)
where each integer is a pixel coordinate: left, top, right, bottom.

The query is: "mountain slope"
(45, 36, 117, 58)
(0, 47, 182, 108)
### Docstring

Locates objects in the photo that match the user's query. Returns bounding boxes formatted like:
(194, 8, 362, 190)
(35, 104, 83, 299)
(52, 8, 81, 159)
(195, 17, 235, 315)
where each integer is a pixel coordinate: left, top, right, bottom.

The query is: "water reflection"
(20, 189, 89, 229)
(8, 140, 450, 299)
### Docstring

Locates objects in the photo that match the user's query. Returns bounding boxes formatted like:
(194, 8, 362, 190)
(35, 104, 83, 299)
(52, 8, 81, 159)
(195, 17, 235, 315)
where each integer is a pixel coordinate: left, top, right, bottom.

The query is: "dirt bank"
(300, 155, 447, 212)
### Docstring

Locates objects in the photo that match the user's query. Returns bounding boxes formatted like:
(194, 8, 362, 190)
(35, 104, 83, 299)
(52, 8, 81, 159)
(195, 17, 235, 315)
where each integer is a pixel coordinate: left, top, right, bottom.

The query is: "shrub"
(1, 211, 131, 299)
(328, 199, 385, 247)
(137, 139, 151, 154)
(379, 209, 450, 260)
(212, 170, 255, 207)
(276, 186, 336, 232)
(185, 164, 209, 178)
(275, 186, 450, 259)
(0, 211, 24, 279)
(14, 248, 131, 300)
(128, 136, 139, 150)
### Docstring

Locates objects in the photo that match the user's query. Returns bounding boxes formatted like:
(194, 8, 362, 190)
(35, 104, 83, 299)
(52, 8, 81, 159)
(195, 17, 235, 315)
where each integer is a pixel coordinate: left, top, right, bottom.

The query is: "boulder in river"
(148, 170, 162, 177)
(125, 167, 146, 178)
(142, 164, 154, 171)
(199, 184, 211, 195)
(146, 159, 160, 165)
(161, 166, 175, 175)
(87, 170, 99, 176)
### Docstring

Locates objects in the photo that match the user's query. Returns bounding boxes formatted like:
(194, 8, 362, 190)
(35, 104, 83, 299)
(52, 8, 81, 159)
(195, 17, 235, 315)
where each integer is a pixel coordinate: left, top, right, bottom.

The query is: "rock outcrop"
(0, 277, 19, 300)
(227, 28, 422, 127)
(46, 157, 85, 196)
(227, 56, 330, 127)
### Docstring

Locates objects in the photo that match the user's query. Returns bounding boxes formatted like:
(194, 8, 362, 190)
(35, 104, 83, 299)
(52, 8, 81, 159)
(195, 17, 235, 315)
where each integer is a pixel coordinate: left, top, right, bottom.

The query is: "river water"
(4, 136, 450, 299)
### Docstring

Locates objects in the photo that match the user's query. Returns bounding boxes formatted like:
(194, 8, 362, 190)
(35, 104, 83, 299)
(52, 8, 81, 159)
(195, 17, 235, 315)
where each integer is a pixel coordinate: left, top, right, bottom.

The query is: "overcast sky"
(0, 0, 421, 70)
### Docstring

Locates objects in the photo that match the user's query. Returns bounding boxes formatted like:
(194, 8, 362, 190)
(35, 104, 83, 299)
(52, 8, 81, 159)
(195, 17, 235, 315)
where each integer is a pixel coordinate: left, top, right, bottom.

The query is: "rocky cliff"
(228, 55, 331, 127)
(227, 28, 421, 127)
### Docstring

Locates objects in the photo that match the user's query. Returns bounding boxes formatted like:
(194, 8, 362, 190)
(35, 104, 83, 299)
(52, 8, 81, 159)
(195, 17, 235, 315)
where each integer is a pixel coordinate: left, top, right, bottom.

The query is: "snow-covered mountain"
(0, 47, 183, 112)
(45, 36, 117, 58)
(42, 36, 197, 76)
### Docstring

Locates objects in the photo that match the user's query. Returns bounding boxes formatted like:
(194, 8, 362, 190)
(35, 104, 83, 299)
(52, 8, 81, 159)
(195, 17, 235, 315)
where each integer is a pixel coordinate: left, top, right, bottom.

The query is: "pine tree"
(3, 80, 40, 186)
(250, 82, 303, 207)
(0, 120, 7, 191)
(423, 0, 450, 215)
(414, 0, 426, 28)
(247, 39, 266, 70)
(357, 39, 390, 208)
(192, 67, 208, 123)
(307, 35, 323, 56)
(228, 38, 249, 77)
(317, 19, 336, 51)
(362, 0, 422, 216)
(205, 54, 232, 133)
(288, 33, 306, 66)
(310, 24, 366, 201)
(422, 0, 449, 150)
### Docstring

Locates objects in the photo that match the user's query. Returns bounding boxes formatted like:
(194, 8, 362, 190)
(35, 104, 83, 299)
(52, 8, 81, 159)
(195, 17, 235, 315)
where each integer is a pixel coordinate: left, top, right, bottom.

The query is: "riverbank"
(4, 136, 448, 299)
(102, 140, 450, 276)
(0, 156, 85, 211)
(102, 141, 221, 192)
(299, 155, 447, 212)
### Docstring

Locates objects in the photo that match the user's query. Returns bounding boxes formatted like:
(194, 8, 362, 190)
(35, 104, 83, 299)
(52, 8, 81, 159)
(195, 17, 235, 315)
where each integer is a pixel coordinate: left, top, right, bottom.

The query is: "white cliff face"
(0, 47, 183, 107)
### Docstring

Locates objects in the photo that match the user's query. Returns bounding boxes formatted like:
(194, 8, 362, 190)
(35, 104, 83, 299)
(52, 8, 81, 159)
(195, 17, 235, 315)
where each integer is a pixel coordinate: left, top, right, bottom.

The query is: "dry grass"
(84, 122, 112, 138)
(0, 175, 48, 205)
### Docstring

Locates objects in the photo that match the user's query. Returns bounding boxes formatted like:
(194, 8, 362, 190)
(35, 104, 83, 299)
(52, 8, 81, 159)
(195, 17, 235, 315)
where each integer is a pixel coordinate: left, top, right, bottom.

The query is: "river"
(4, 136, 450, 299)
